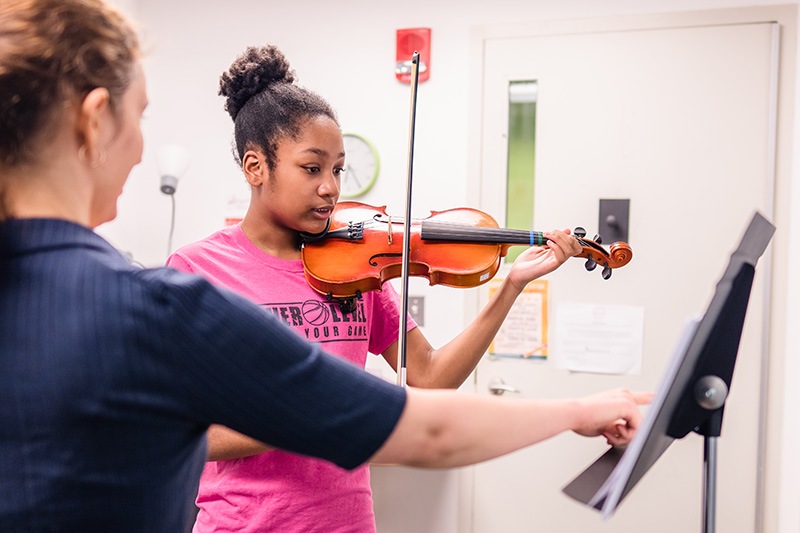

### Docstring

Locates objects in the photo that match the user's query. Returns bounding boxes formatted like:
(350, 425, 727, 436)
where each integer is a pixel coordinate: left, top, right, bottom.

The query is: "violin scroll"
(608, 242, 634, 267)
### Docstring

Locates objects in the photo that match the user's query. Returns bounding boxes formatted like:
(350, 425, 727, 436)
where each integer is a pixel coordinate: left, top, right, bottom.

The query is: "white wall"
(109, 0, 800, 266)
(102, 1, 800, 531)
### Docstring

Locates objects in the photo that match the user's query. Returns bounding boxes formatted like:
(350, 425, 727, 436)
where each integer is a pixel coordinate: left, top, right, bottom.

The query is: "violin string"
(368, 218, 546, 245)
(364, 218, 612, 257)
(422, 221, 544, 245)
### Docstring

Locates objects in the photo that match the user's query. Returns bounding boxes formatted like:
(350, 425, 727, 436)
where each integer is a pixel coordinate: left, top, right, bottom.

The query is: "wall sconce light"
(157, 145, 190, 195)
(157, 144, 190, 257)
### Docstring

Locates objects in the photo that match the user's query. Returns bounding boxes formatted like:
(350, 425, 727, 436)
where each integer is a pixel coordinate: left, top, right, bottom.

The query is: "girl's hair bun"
(219, 45, 295, 120)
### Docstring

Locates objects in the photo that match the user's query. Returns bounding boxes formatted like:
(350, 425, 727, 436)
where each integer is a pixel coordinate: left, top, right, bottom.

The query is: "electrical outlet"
(408, 296, 425, 327)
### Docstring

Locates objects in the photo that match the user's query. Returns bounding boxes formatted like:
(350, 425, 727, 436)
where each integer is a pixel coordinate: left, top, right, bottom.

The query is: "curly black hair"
(219, 45, 339, 170)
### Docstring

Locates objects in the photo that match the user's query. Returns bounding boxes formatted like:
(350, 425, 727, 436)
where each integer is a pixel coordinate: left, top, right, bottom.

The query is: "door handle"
(488, 377, 520, 396)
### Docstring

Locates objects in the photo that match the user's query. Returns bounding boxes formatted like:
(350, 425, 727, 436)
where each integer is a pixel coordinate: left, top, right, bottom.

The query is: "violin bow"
(396, 51, 421, 388)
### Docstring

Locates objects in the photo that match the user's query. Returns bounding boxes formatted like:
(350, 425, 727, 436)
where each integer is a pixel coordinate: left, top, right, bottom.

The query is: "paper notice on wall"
(489, 279, 549, 360)
(554, 303, 644, 375)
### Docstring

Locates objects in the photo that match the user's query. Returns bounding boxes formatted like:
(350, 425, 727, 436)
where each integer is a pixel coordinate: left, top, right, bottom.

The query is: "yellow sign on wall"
(488, 278, 549, 360)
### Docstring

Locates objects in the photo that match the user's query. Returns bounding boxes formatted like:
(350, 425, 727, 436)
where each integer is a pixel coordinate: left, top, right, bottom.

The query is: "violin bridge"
(387, 216, 393, 245)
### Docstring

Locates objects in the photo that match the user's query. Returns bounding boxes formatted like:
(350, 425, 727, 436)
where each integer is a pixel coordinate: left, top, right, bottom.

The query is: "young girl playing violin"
(167, 44, 583, 533)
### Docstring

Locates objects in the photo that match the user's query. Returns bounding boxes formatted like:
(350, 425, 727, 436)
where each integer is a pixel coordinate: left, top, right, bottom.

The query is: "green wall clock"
(341, 133, 380, 198)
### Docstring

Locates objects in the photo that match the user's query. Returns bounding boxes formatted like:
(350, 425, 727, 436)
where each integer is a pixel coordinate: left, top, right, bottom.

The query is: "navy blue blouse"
(0, 218, 406, 532)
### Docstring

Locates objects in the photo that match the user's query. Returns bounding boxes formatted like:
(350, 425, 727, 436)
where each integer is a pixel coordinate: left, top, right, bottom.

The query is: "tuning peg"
(585, 256, 597, 271)
(593, 234, 603, 244)
(602, 265, 612, 280)
(574, 227, 586, 238)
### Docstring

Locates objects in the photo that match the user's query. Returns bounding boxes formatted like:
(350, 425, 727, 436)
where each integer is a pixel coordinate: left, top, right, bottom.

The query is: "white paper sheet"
(554, 303, 644, 375)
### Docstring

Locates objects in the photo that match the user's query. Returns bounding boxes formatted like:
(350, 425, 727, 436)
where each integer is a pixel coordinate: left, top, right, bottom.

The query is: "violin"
(300, 202, 633, 300)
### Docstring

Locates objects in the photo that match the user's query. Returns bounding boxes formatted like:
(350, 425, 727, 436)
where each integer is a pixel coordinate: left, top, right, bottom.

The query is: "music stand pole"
(695, 376, 728, 533)
(703, 435, 717, 533)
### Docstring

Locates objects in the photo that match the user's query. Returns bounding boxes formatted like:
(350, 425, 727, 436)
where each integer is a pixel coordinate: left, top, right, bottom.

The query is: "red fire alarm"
(396, 28, 431, 83)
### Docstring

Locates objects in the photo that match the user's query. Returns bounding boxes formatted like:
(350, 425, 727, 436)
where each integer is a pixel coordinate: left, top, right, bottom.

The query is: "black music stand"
(562, 211, 775, 533)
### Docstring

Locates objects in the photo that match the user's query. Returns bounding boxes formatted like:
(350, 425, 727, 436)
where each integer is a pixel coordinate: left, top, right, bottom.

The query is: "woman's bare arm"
(370, 388, 650, 468)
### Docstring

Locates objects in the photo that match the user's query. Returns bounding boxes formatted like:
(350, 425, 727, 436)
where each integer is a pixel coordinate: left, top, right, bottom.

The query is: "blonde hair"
(0, 0, 140, 168)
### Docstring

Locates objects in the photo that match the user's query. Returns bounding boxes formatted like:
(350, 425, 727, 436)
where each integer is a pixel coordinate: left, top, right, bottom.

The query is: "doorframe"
(464, 6, 797, 533)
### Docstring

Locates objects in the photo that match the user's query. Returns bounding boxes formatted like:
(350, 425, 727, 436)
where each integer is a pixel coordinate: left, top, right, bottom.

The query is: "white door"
(471, 18, 776, 533)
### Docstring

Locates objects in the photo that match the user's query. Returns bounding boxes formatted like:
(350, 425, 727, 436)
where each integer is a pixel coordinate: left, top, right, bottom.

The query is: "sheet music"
(588, 316, 701, 517)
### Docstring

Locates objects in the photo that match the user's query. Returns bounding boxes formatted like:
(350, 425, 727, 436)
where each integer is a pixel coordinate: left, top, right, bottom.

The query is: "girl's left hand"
(506, 229, 582, 292)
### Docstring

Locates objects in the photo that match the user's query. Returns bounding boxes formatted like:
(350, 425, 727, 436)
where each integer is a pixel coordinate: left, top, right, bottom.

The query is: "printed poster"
(488, 279, 549, 360)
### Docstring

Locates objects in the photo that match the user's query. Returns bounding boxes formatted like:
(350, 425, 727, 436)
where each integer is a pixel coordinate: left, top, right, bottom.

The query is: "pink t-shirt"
(167, 224, 414, 533)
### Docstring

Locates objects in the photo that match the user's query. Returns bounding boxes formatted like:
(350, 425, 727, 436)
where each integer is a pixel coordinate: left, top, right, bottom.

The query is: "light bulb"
(157, 145, 190, 195)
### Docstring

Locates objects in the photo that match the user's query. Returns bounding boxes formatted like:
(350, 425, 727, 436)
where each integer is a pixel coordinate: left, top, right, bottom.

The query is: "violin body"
(301, 202, 633, 299)
(302, 203, 507, 298)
